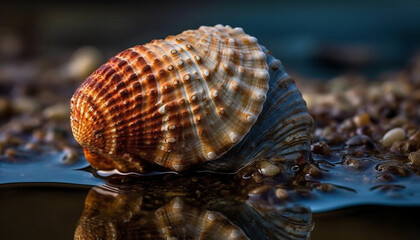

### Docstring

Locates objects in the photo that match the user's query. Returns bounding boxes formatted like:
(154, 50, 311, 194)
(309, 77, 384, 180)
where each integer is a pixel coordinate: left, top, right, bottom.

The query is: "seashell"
(70, 25, 313, 176)
(74, 184, 313, 239)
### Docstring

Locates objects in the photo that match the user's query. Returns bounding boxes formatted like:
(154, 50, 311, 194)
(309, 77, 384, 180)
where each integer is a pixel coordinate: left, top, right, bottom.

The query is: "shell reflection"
(75, 184, 313, 240)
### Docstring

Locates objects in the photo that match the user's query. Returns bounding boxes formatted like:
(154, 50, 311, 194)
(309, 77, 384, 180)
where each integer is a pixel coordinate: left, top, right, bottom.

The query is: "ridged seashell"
(70, 25, 313, 175)
(74, 185, 313, 240)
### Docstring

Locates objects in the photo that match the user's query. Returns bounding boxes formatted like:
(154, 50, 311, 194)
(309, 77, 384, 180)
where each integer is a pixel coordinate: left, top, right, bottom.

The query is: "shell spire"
(70, 25, 271, 173)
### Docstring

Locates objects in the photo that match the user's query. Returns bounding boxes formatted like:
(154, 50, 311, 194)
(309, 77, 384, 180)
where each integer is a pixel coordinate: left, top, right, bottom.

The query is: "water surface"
(1, 146, 420, 239)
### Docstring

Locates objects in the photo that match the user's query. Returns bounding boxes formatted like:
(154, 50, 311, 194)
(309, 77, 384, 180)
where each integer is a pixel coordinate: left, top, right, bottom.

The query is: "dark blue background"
(1, 0, 420, 78)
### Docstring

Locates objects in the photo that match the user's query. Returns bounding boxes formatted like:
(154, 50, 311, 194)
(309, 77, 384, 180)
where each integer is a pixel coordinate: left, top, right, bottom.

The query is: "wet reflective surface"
(1, 144, 420, 239)
(2, 144, 420, 211)
(302, 147, 420, 212)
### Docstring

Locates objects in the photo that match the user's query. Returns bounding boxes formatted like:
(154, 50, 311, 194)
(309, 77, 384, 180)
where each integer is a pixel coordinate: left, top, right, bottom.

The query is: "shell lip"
(87, 166, 241, 185)
(85, 164, 181, 183)
(95, 168, 180, 178)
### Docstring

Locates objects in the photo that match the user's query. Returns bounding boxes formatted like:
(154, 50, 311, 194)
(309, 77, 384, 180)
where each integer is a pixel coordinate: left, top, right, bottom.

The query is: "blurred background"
(1, 0, 420, 82)
(1, 2, 420, 239)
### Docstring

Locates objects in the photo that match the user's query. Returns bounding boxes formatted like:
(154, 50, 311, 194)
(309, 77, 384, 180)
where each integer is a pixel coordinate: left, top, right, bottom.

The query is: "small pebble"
(43, 103, 69, 121)
(382, 128, 406, 147)
(370, 125, 385, 142)
(407, 128, 418, 137)
(248, 185, 272, 196)
(32, 129, 45, 142)
(353, 151, 364, 158)
(325, 133, 346, 145)
(45, 127, 68, 142)
(408, 151, 420, 167)
(275, 188, 289, 200)
(238, 166, 256, 180)
(403, 123, 418, 134)
(390, 116, 407, 127)
(376, 173, 394, 182)
(62, 146, 79, 164)
(165, 191, 188, 197)
(25, 142, 40, 151)
(376, 163, 408, 177)
(4, 148, 16, 158)
(0, 97, 11, 117)
(312, 141, 330, 155)
(338, 119, 356, 133)
(258, 160, 282, 177)
(220, 190, 230, 195)
(305, 165, 322, 178)
(356, 126, 372, 136)
(0, 33, 22, 58)
(191, 176, 198, 182)
(389, 140, 410, 154)
(252, 171, 263, 183)
(271, 156, 286, 163)
(0, 142, 4, 154)
(67, 46, 102, 80)
(346, 158, 362, 170)
(321, 126, 334, 138)
(353, 112, 371, 127)
(346, 135, 375, 148)
(316, 183, 336, 192)
(400, 101, 416, 117)
(12, 97, 40, 114)
(0, 134, 23, 146)
(408, 131, 420, 150)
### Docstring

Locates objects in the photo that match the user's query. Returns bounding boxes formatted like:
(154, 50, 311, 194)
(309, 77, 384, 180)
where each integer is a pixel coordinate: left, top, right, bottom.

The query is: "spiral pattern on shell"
(70, 25, 313, 175)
